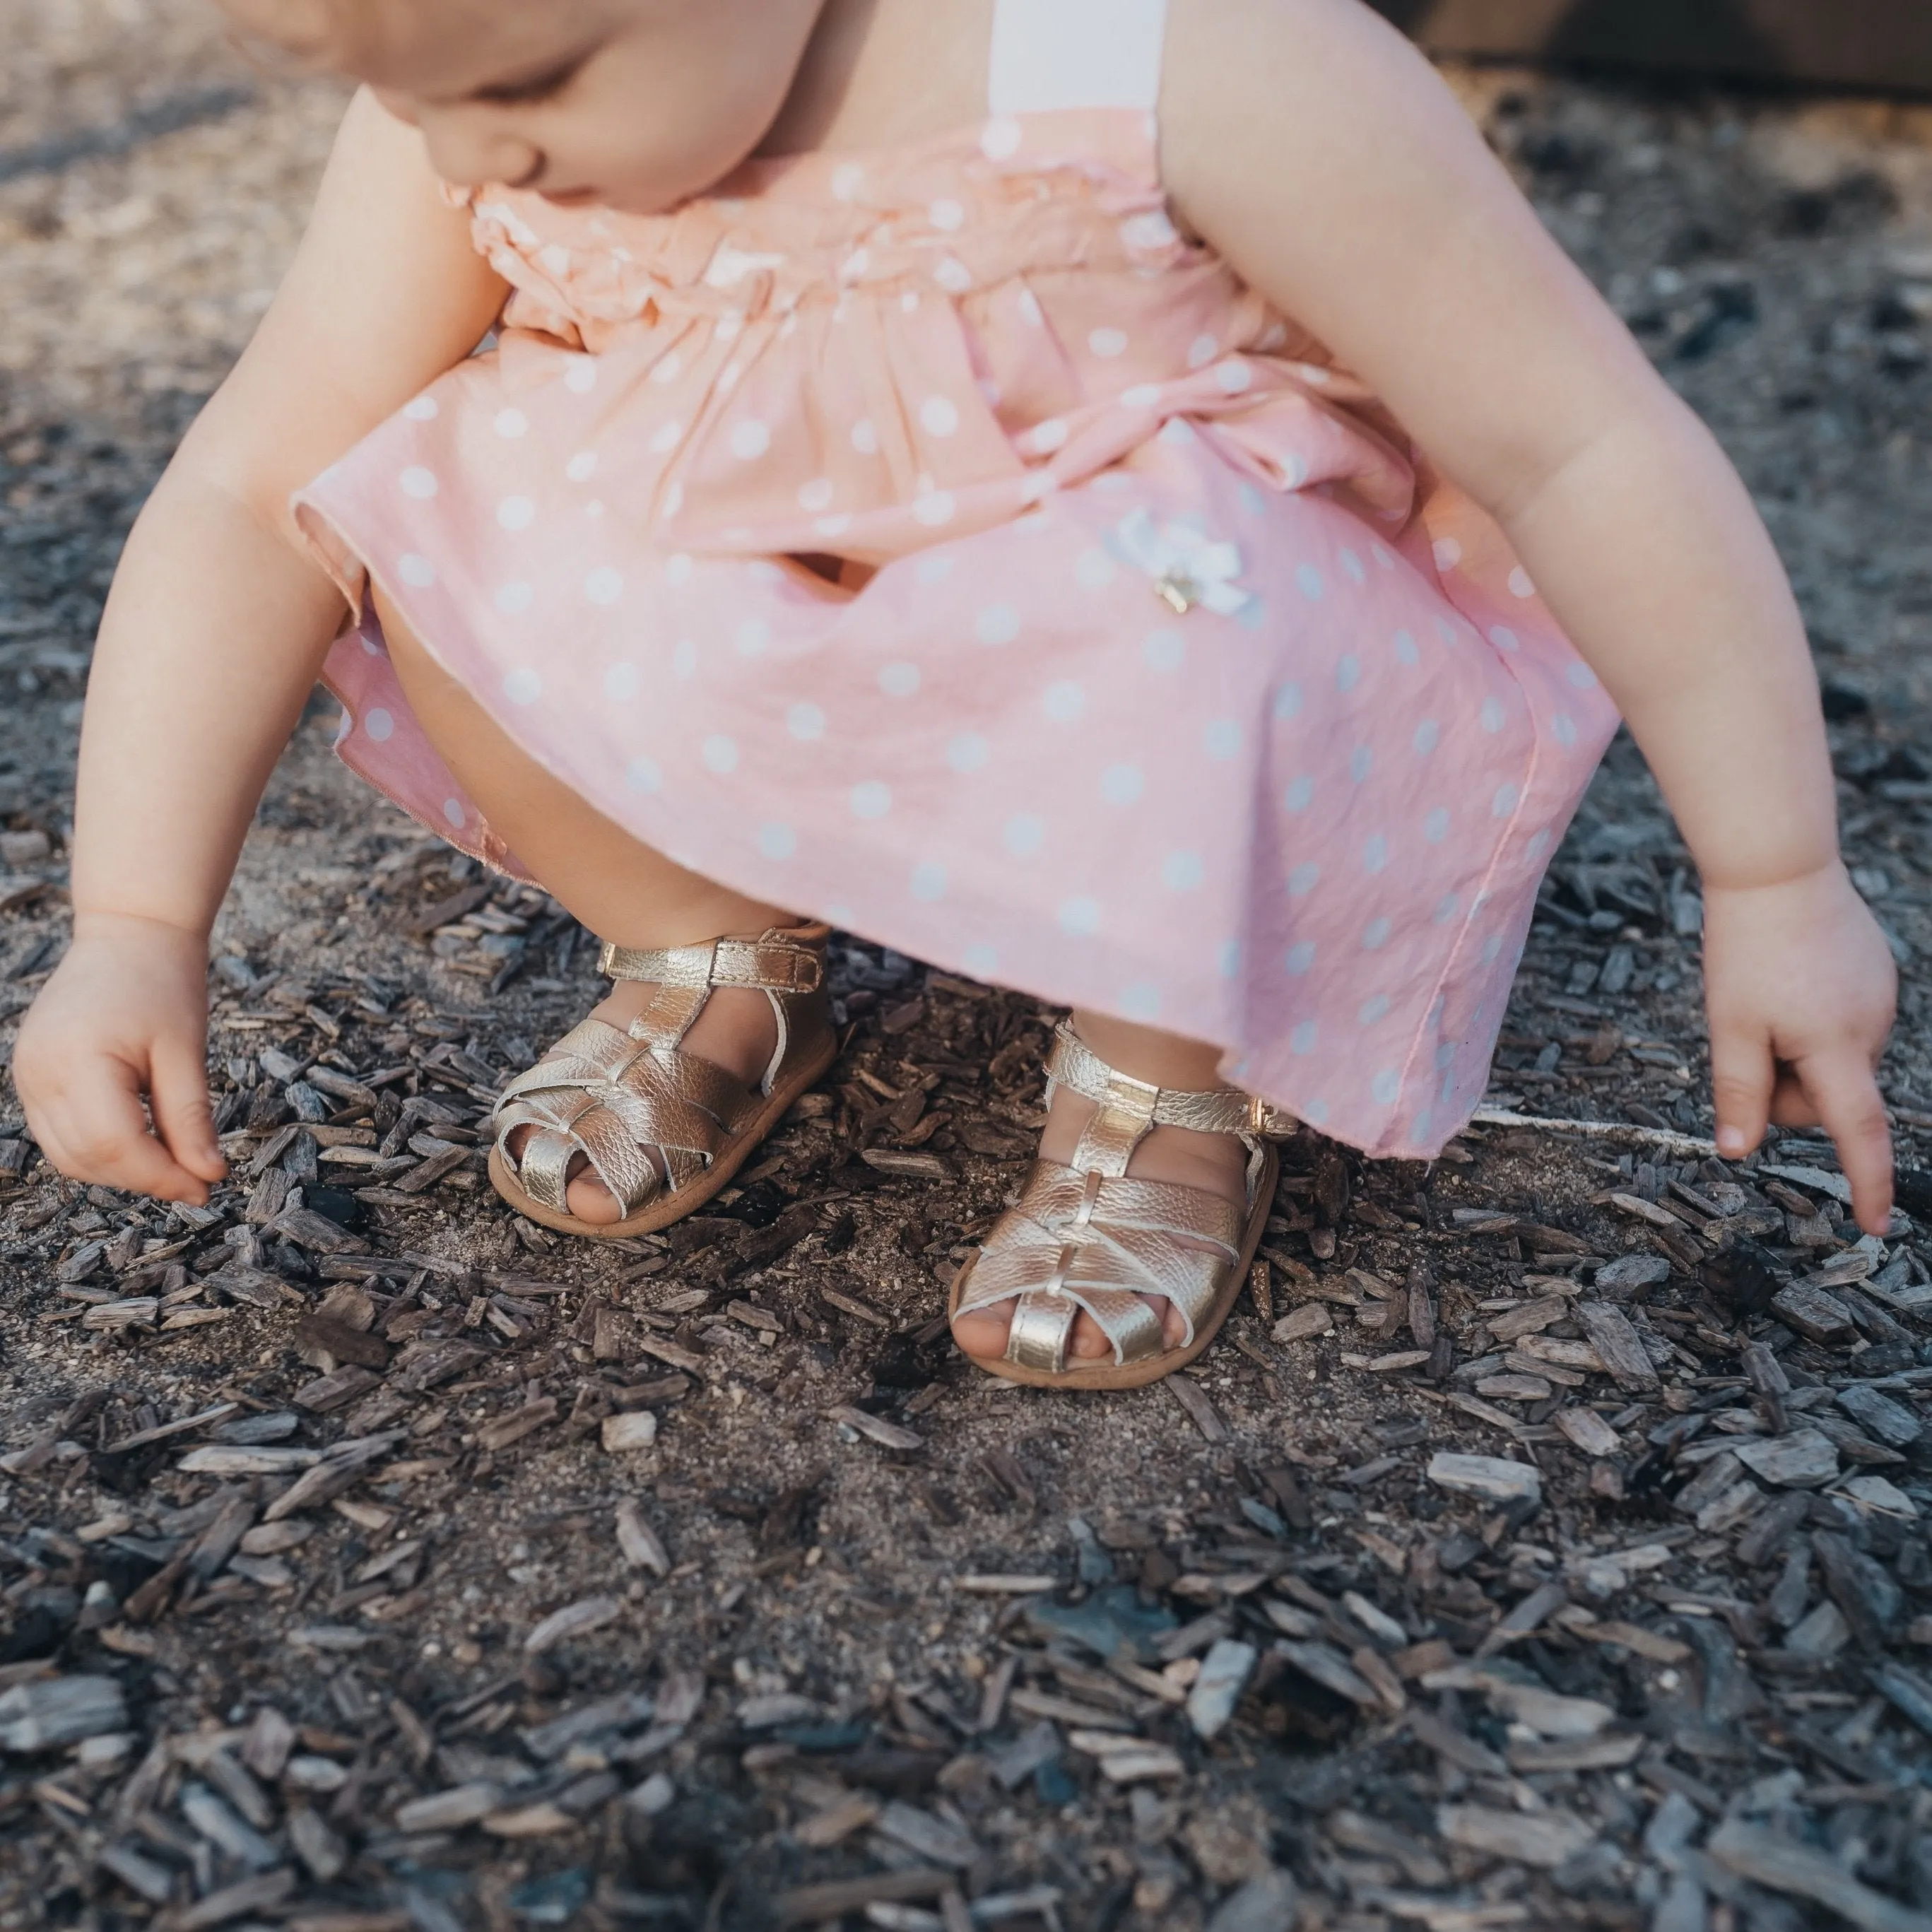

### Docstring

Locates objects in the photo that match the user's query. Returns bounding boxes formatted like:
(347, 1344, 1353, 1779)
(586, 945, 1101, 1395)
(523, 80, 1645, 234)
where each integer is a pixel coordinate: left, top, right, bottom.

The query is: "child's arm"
(1164, 0, 1897, 1230)
(14, 91, 507, 1203)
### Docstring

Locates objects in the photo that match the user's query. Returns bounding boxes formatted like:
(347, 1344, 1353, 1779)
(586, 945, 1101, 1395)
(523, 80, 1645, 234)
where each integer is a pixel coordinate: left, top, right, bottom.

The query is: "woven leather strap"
(599, 936, 824, 995)
(1044, 1023, 1294, 1140)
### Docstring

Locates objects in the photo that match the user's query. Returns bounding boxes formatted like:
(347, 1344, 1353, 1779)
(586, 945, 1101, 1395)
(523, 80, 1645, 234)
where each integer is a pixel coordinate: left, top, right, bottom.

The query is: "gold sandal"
(487, 922, 836, 1239)
(949, 1023, 1292, 1389)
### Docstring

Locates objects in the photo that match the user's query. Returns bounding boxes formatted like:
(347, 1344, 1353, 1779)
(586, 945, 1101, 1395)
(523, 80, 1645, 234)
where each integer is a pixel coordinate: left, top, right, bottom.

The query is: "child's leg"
(372, 589, 796, 1224)
(950, 1012, 1252, 1362)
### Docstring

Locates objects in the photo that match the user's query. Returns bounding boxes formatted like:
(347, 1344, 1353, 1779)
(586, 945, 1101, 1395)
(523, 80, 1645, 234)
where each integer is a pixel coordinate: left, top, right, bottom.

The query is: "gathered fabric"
(295, 103, 1618, 1160)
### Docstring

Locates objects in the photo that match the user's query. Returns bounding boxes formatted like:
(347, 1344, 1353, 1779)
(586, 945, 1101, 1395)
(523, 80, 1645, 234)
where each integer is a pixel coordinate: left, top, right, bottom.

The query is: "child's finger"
(1708, 1020, 1774, 1162)
(1797, 1049, 1894, 1236)
(150, 1036, 227, 1184)
(37, 1059, 210, 1204)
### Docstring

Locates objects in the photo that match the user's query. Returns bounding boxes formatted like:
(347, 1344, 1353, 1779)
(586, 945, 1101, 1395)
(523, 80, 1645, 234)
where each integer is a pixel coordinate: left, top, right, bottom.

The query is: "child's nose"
(417, 112, 543, 192)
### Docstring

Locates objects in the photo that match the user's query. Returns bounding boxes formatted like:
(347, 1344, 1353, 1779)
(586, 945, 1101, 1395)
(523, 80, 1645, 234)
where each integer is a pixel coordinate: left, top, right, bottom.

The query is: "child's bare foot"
(949, 1018, 1254, 1363)
(503, 974, 778, 1225)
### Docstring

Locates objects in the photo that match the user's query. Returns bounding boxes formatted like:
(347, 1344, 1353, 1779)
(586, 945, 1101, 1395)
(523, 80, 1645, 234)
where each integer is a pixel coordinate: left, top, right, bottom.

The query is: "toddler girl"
(16, 0, 1899, 1391)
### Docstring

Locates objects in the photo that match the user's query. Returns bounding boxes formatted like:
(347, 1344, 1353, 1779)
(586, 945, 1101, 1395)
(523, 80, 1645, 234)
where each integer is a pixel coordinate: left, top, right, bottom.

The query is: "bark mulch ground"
(10, 8, 1932, 1929)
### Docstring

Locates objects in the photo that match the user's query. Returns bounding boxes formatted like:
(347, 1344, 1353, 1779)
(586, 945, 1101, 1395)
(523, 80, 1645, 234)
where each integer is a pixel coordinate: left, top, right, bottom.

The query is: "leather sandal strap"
(599, 933, 825, 995)
(1044, 1022, 1294, 1140)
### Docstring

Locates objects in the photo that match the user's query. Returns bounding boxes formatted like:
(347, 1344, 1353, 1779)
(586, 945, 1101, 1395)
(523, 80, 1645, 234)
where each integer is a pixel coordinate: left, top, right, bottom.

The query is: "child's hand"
(1704, 861, 1897, 1235)
(13, 914, 227, 1206)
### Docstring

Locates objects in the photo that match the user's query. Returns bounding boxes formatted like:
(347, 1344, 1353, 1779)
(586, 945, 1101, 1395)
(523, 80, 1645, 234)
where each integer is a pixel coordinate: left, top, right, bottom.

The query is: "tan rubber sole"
(947, 1143, 1279, 1391)
(488, 1032, 840, 1241)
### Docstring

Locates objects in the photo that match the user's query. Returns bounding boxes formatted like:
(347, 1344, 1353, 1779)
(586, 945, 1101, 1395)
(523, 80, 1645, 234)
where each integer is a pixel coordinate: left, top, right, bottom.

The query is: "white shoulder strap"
(988, 0, 1170, 117)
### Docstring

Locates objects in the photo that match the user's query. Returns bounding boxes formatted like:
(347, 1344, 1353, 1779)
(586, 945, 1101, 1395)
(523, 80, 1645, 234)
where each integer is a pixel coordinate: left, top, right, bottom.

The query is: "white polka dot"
(758, 822, 796, 861)
(919, 396, 960, 439)
(363, 707, 394, 743)
(1359, 995, 1391, 1026)
(1215, 359, 1254, 394)
(403, 395, 439, 421)
(1482, 934, 1505, 964)
(494, 408, 529, 440)
(442, 796, 465, 827)
(797, 477, 835, 513)
(1159, 418, 1197, 447)
(1435, 1044, 1458, 1071)
(716, 310, 746, 343)
(1273, 683, 1303, 722)
(1509, 566, 1536, 599)
(1411, 719, 1442, 756)
(730, 420, 771, 461)
(1162, 851, 1203, 890)
(1283, 775, 1314, 814)
(981, 117, 1023, 160)
(1044, 681, 1085, 724)
(397, 553, 435, 588)
(851, 780, 891, 819)
(1089, 327, 1129, 358)
(563, 357, 598, 394)
(928, 197, 966, 232)
(815, 514, 854, 538)
(913, 492, 956, 526)
(1285, 942, 1317, 976)
(934, 257, 974, 294)
(1283, 1020, 1317, 1059)
(976, 605, 1020, 647)
(734, 618, 770, 659)
(1288, 863, 1320, 899)
(1341, 549, 1367, 587)
(1016, 288, 1046, 329)
(1217, 940, 1243, 979)
(1567, 661, 1600, 690)
(1119, 982, 1162, 1023)
(1002, 813, 1046, 859)
(1362, 833, 1389, 873)
(651, 353, 683, 387)
(1027, 418, 1071, 459)
(503, 668, 542, 706)
(1335, 654, 1360, 692)
(566, 451, 599, 483)
(1121, 383, 1163, 409)
(917, 555, 957, 587)
(1059, 897, 1101, 936)
(497, 496, 536, 531)
(963, 943, 1001, 976)
(703, 736, 740, 774)
(1492, 784, 1520, 818)
(832, 162, 866, 202)
(1143, 629, 1185, 673)
(1435, 893, 1461, 924)
(1350, 746, 1374, 782)
(646, 419, 684, 457)
(585, 567, 624, 606)
(1424, 807, 1451, 843)
(1490, 626, 1521, 654)
(947, 733, 989, 773)
(1553, 713, 1579, 748)
(1372, 1068, 1401, 1105)
(1394, 630, 1420, 666)
(1432, 538, 1462, 572)
(1203, 719, 1242, 761)
(626, 756, 662, 794)
(785, 702, 825, 742)
(1297, 563, 1325, 602)
(1075, 549, 1117, 591)
(1435, 617, 1462, 648)
(1481, 697, 1509, 734)
(400, 467, 438, 500)
(879, 662, 921, 697)
(1526, 828, 1550, 860)
(1121, 209, 1178, 252)
(360, 632, 382, 656)
(910, 861, 948, 902)
(1363, 918, 1392, 950)
(1188, 334, 1220, 370)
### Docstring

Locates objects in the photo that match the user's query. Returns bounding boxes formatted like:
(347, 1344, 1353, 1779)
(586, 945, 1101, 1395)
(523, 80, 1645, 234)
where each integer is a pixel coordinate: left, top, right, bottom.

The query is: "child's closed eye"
(471, 52, 596, 107)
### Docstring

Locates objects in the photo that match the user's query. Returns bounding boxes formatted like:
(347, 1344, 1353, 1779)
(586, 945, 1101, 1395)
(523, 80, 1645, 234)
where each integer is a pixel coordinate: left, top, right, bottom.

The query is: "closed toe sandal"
(948, 1021, 1294, 1389)
(487, 921, 836, 1239)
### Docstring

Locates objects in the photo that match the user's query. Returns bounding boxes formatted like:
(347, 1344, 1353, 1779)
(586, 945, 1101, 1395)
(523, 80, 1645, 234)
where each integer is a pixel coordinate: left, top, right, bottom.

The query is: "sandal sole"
(946, 1143, 1278, 1390)
(488, 1032, 840, 1240)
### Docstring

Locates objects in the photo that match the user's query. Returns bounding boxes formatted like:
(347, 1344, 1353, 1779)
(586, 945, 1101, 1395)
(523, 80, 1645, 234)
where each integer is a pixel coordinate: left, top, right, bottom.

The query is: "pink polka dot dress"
(293, 0, 1619, 1162)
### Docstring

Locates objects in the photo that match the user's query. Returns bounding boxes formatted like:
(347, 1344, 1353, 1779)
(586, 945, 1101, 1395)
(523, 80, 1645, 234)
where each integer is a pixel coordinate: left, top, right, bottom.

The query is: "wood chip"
(601, 1412, 659, 1454)
(1437, 1803, 1596, 1870)
(1576, 1302, 1660, 1393)
(615, 1500, 670, 1574)
(826, 1405, 923, 1450)
(859, 1148, 951, 1180)
(1426, 1452, 1541, 1503)
(1552, 1407, 1622, 1457)
(1166, 1375, 1228, 1442)
(1707, 1819, 1932, 1932)
(523, 1596, 622, 1654)
(1273, 1303, 1332, 1343)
